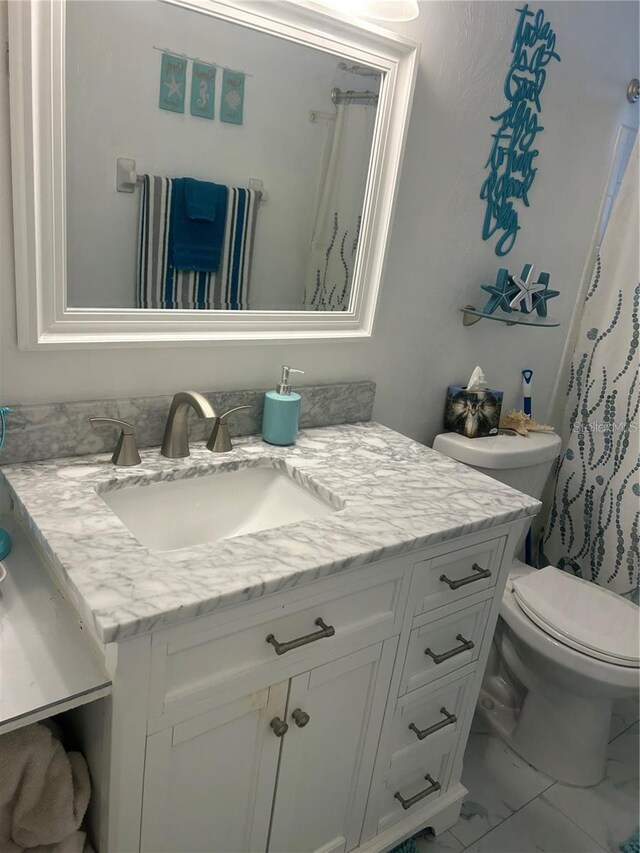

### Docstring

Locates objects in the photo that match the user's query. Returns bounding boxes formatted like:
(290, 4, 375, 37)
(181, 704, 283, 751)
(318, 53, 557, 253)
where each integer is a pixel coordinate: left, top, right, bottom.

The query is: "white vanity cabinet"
(82, 522, 525, 853)
(1, 418, 540, 852)
(140, 640, 397, 853)
(267, 641, 397, 853)
(141, 683, 286, 853)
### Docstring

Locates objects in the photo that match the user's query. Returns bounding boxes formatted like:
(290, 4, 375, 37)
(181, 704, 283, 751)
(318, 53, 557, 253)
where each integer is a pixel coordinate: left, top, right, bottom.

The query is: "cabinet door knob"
(270, 716, 289, 737)
(291, 708, 310, 728)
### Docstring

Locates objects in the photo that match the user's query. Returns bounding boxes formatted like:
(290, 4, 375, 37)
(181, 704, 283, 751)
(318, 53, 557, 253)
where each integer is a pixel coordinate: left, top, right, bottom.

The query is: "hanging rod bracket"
(116, 157, 138, 193)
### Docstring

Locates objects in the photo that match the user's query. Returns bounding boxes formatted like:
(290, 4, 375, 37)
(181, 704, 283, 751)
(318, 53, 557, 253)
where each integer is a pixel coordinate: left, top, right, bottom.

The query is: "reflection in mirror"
(65, 2, 382, 312)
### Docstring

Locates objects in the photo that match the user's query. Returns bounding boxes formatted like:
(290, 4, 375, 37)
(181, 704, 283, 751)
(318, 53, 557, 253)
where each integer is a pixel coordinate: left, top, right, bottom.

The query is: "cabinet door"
(141, 682, 287, 853)
(268, 639, 397, 853)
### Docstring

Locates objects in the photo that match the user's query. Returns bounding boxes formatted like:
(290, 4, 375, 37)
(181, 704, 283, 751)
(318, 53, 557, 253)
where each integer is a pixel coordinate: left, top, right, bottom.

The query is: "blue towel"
(170, 178, 228, 272)
(184, 177, 220, 222)
(138, 176, 260, 309)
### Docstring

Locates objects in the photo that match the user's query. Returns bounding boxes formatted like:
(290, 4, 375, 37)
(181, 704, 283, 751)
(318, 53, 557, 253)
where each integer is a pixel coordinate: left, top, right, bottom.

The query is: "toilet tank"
(432, 432, 562, 500)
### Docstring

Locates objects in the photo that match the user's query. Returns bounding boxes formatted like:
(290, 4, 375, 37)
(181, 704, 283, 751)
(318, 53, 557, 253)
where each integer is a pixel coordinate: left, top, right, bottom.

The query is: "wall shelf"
(0, 515, 111, 736)
(460, 305, 561, 328)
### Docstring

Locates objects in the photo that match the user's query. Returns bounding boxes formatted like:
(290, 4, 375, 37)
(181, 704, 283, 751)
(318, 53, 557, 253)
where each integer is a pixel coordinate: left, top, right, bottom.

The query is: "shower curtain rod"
(331, 87, 379, 105)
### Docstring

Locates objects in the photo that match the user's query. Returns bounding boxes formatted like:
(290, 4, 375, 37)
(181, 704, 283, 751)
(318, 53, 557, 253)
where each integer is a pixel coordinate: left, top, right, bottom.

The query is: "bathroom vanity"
(0, 422, 540, 853)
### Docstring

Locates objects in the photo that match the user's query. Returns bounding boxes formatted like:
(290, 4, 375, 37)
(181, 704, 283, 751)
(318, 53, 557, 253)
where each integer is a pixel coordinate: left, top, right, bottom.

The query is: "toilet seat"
(511, 566, 640, 668)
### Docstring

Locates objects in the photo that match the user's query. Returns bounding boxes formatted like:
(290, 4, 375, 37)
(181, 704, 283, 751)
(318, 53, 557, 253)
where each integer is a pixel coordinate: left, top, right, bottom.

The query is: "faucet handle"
(206, 406, 252, 453)
(219, 405, 252, 424)
(89, 417, 142, 467)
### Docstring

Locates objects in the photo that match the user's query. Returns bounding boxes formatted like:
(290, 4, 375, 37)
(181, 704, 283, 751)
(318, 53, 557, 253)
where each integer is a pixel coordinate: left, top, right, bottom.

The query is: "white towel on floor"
(0, 722, 90, 853)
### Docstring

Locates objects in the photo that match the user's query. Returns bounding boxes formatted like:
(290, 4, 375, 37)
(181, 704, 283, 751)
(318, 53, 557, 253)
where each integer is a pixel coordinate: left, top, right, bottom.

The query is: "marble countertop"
(0, 423, 541, 643)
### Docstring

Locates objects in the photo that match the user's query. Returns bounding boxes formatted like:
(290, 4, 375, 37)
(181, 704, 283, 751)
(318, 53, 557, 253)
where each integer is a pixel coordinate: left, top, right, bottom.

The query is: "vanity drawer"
(149, 559, 409, 719)
(410, 536, 505, 616)
(376, 741, 452, 834)
(399, 598, 491, 694)
(388, 670, 473, 768)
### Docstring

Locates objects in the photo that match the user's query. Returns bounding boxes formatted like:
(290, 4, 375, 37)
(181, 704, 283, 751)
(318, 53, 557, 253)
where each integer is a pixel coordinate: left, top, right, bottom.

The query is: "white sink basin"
(99, 463, 338, 552)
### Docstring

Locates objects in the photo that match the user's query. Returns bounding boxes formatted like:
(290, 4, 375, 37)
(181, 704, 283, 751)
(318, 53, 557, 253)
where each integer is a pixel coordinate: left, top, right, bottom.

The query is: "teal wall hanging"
(191, 62, 216, 120)
(480, 4, 561, 256)
(220, 69, 245, 125)
(159, 52, 186, 113)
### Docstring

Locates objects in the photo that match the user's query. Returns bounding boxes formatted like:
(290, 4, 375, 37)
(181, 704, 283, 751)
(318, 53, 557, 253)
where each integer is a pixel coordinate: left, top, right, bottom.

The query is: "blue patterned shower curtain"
(544, 138, 639, 597)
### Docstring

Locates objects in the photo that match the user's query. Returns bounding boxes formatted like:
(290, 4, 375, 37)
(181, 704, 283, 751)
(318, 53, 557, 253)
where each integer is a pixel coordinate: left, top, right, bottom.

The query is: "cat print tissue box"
(444, 386, 503, 438)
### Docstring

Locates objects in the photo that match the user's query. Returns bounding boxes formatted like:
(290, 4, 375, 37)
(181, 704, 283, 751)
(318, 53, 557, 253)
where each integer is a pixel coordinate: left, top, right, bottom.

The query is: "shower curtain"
(304, 103, 376, 311)
(544, 137, 639, 597)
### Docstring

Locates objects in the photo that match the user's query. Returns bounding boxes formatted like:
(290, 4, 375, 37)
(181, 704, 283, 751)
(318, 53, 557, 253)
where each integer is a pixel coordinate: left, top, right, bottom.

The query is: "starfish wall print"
(159, 52, 186, 114)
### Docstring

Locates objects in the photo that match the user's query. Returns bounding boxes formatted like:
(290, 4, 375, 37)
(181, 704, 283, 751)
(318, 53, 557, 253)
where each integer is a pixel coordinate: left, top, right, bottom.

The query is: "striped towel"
(137, 175, 259, 310)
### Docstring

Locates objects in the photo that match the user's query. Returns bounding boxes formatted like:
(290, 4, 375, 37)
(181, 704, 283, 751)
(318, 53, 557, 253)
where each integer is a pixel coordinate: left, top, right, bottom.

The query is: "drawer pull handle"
(393, 774, 441, 810)
(408, 707, 457, 740)
(291, 708, 311, 728)
(425, 634, 474, 665)
(270, 716, 289, 737)
(266, 617, 335, 656)
(440, 563, 491, 590)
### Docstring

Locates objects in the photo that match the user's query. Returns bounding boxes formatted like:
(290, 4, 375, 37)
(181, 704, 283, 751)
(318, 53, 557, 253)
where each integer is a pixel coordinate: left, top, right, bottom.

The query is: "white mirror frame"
(8, 0, 419, 350)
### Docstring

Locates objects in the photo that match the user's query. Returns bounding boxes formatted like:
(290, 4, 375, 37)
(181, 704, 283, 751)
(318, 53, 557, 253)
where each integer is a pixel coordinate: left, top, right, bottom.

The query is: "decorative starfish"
(480, 268, 519, 314)
(509, 264, 546, 314)
(164, 75, 183, 100)
(531, 271, 559, 317)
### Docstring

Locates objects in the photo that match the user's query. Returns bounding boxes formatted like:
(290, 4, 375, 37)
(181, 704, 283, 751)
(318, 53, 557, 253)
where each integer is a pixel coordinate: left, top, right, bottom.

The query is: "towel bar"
(116, 157, 267, 200)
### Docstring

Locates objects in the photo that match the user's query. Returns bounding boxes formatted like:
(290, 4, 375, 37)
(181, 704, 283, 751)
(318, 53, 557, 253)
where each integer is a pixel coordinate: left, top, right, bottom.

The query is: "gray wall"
(0, 1, 638, 446)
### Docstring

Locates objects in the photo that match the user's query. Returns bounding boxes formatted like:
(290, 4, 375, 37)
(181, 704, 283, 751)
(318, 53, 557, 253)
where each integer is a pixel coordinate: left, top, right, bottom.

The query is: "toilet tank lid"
(433, 431, 562, 469)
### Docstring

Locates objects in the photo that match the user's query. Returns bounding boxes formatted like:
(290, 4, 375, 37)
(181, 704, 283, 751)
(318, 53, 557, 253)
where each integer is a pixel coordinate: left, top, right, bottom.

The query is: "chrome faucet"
(161, 391, 217, 458)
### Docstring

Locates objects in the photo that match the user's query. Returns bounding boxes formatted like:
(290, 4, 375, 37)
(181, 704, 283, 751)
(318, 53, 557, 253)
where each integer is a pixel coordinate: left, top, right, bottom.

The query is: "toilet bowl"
(432, 431, 640, 787)
(478, 564, 639, 786)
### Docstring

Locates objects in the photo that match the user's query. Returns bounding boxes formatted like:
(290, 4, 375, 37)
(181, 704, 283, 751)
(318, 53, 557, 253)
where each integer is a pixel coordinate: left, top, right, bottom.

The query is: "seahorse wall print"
(480, 4, 561, 256)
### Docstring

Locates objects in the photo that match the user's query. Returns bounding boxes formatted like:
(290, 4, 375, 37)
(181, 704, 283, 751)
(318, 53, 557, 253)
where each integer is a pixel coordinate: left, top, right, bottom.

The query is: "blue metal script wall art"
(480, 5, 561, 256)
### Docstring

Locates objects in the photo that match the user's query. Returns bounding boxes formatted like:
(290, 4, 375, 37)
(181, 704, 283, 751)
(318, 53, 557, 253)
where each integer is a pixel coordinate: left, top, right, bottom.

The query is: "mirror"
(9, 0, 418, 346)
(66, 1, 380, 313)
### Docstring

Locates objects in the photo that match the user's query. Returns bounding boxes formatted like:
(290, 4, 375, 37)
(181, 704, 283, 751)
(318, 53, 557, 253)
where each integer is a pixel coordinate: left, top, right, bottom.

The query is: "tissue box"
(444, 386, 503, 438)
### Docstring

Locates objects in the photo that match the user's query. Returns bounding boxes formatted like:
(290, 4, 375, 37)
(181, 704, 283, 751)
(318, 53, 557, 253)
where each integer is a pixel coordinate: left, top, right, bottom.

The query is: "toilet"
(432, 430, 640, 787)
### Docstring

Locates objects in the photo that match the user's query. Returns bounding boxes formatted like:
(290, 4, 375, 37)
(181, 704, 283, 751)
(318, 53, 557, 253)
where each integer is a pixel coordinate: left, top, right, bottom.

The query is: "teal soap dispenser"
(262, 365, 305, 446)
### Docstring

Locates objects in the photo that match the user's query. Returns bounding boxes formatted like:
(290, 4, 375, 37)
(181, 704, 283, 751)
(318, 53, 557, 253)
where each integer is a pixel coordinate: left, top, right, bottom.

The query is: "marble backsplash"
(1, 381, 375, 465)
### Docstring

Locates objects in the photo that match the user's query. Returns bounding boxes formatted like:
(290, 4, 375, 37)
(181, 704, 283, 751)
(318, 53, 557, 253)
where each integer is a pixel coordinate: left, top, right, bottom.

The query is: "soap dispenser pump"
(262, 365, 305, 446)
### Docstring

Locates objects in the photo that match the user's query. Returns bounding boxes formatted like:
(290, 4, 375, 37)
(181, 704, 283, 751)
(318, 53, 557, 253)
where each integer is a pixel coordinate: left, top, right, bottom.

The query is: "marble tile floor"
(416, 698, 639, 853)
